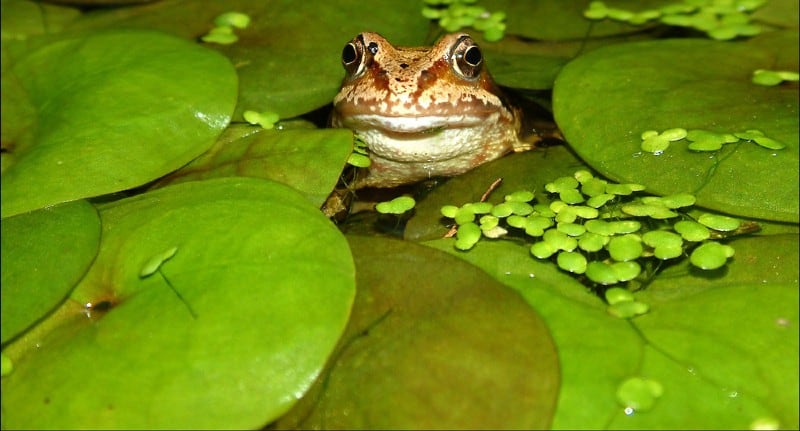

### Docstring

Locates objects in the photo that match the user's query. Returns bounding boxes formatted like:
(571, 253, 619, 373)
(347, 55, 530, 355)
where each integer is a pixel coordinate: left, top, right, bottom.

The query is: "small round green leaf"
(505, 190, 535, 202)
(581, 178, 608, 197)
(607, 301, 650, 319)
(531, 241, 557, 259)
(608, 234, 643, 262)
(441, 205, 459, 218)
(659, 193, 696, 208)
(642, 230, 683, 249)
(616, 377, 663, 411)
(543, 229, 578, 252)
(557, 251, 588, 274)
(491, 202, 514, 218)
(213, 11, 251, 29)
(376, 196, 416, 215)
(559, 188, 585, 204)
(611, 261, 642, 282)
(557, 222, 587, 237)
(605, 287, 634, 305)
(673, 220, 711, 242)
(698, 213, 741, 231)
(578, 232, 609, 252)
(546, 176, 579, 193)
(690, 241, 735, 270)
(609, 220, 642, 234)
(455, 208, 476, 225)
(585, 220, 615, 236)
(586, 193, 615, 208)
(455, 222, 482, 251)
(586, 261, 619, 285)
(464, 202, 494, 214)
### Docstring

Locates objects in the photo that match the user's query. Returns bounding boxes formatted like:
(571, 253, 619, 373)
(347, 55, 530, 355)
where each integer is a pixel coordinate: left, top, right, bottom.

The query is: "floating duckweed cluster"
(641, 128, 786, 154)
(441, 170, 743, 287)
(243, 110, 280, 129)
(422, 0, 507, 41)
(752, 69, 800, 86)
(201, 11, 251, 45)
(584, 0, 765, 40)
(376, 196, 416, 215)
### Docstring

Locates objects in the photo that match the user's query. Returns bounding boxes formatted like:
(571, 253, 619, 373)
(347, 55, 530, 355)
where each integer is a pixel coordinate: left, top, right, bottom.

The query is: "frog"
(331, 32, 528, 188)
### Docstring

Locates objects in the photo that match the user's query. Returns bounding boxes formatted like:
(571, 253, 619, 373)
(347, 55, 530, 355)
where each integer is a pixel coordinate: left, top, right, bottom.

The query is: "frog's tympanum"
(332, 32, 525, 188)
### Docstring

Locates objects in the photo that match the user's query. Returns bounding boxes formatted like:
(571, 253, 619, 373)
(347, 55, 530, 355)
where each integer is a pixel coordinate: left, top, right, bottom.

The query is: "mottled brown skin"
(332, 32, 523, 188)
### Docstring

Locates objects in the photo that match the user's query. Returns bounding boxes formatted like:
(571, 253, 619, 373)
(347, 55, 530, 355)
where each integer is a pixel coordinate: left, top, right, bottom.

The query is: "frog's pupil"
(464, 46, 482, 66)
(342, 44, 357, 64)
(368, 42, 379, 55)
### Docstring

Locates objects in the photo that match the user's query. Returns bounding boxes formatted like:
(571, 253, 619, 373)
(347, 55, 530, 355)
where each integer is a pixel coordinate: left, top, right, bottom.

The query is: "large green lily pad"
(275, 235, 560, 429)
(152, 125, 353, 208)
(553, 33, 799, 222)
(1, 200, 100, 343)
(68, 0, 430, 120)
(1, 177, 356, 429)
(425, 232, 799, 429)
(1, 29, 238, 218)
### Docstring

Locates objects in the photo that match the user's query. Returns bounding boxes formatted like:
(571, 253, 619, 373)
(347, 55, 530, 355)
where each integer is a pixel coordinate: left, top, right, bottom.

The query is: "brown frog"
(331, 32, 527, 188)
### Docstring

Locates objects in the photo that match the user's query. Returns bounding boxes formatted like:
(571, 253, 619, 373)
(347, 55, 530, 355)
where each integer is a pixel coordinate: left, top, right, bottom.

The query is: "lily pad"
(276, 236, 560, 429)
(1, 29, 238, 218)
(1, 177, 356, 429)
(68, 0, 430, 120)
(426, 231, 798, 429)
(1, 200, 100, 343)
(151, 125, 353, 207)
(553, 33, 799, 222)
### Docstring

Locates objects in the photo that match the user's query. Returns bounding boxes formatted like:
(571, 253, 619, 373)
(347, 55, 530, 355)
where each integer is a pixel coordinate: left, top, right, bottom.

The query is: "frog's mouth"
(345, 114, 484, 135)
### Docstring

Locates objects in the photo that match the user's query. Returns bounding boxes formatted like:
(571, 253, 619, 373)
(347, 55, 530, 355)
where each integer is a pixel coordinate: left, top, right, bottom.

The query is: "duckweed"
(441, 170, 748, 292)
(585, 0, 766, 40)
(616, 377, 663, 411)
(752, 69, 800, 86)
(422, 0, 507, 41)
(139, 246, 179, 278)
(640, 127, 786, 154)
(243, 110, 280, 129)
(375, 196, 416, 215)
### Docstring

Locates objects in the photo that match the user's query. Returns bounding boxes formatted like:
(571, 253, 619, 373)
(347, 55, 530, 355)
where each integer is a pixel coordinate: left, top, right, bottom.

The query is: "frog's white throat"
(350, 111, 512, 164)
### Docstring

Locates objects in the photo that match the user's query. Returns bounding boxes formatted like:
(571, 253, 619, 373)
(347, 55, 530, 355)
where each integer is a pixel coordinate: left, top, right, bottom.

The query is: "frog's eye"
(341, 35, 373, 79)
(451, 36, 483, 80)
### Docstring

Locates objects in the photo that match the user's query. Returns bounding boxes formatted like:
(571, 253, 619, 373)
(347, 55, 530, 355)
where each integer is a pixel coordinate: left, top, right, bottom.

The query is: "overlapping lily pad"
(67, 0, 430, 119)
(152, 125, 353, 207)
(553, 32, 799, 222)
(1, 200, 100, 343)
(1, 29, 238, 218)
(275, 236, 559, 429)
(1, 178, 356, 429)
(425, 231, 799, 429)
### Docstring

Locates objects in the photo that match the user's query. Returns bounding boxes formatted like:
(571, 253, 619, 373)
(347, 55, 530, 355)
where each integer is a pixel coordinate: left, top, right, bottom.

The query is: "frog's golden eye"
(341, 35, 373, 79)
(450, 36, 483, 80)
